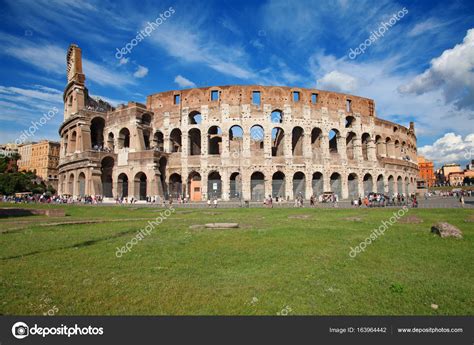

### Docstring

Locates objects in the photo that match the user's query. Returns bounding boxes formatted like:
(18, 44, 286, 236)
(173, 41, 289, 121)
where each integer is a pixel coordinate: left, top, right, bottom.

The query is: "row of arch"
(61, 114, 415, 160)
(63, 158, 414, 201)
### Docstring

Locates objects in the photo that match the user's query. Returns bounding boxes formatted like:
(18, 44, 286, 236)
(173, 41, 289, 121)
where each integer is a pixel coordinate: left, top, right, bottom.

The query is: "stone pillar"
(286, 177, 293, 200)
(321, 134, 330, 159)
(338, 134, 347, 161)
(242, 170, 251, 200)
(182, 131, 189, 157)
(163, 133, 170, 153)
(201, 172, 208, 200)
(221, 131, 229, 158)
(377, 140, 386, 157)
(201, 129, 208, 156)
(264, 177, 271, 200)
(303, 131, 311, 159)
(387, 141, 395, 158)
(221, 169, 230, 201)
(243, 128, 251, 158)
(341, 173, 349, 199)
(352, 137, 362, 161)
(305, 174, 312, 199)
(264, 129, 272, 159)
(368, 140, 377, 161)
(358, 175, 364, 198)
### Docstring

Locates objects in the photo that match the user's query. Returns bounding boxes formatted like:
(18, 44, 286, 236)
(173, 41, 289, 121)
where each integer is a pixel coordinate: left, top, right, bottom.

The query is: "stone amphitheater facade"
(58, 44, 418, 201)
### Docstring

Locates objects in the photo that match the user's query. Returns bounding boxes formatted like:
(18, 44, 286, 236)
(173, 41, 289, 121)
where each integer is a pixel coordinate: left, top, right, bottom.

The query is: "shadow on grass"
(0, 228, 138, 260)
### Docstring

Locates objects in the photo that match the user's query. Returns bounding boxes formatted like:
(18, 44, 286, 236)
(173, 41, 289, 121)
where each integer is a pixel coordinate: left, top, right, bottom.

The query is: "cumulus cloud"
(399, 29, 474, 110)
(418, 132, 474, 166)
(174, 75, 196, 88)
(317, 70, 359, 93)
(133, 65, 148, 78)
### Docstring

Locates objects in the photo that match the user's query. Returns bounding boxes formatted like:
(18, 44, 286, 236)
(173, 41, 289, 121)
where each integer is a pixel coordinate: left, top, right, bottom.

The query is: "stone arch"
(348, 173, 359, 199)
(208, 126, 222, 155)
(346, 131, 357, 160)
(68, 172, 74, 195)
(312, 172, 323, 197)
(330, 172, 342, 198)
(134, 172, 147, 200)
(329, 129, 339, 154)
(271, 127, 285, 157)
(250, 171, 265, 201)
(377, 174, 384, 194)
(388, 175, 395, 196)
(187, 171, 201, 201)
(272, 171, 285, 198)
(292, 127, 304, 156)
(188, 128, 201, 155)
(361, 133, 370, 160)
(271, 109, 283, 123)
(170, 128, 182, 152)
(169, 173, 182, 199)
(229, 172, 242, 199)
(293, 171, 306, 199)
(90, 117, 105, 148)
(397, 176, 403, 195)
(78, 172, 86, 196)
(229, 125, 243, 156)
(101, 156, 114, 197)
(117, 173, 129, 198)
(250, 125, 264, 153)
(208, 171, 222, 199)
(311, 128, 322, 160)
(141, 113, 152, 126)
(107, 132, 114, 151)
(153, 130, 164, 151)
(118, 128, 130, 149)
(345, 115, 355, 128)
(363, 173, 373, 195)
(189, 111, 202, 124)
(70, 131, 77, 153)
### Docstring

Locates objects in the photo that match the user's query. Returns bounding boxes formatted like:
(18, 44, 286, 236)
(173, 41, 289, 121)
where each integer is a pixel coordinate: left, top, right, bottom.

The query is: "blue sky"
(0, 0, 473, 167)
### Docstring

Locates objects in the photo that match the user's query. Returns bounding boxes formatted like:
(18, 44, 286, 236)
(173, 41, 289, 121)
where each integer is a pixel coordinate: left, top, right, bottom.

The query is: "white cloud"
(418, 132, 474, 166)
(133, 65, 148, 78)
(0, 34, 135, 87)
(399, 29, 474, 110)
(174, 75, 196, 88)
(408, 18, 449, 37)
(149, 18, 256, 80)
(317, 70, 359, 93)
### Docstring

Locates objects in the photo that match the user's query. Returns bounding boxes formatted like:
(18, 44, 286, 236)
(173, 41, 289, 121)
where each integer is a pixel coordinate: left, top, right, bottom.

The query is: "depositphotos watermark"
(115, 7, 175, 60)
(115, 206, 175, 257)
(12, 321, 103, 339)
(348, 7, 408, 60)
(349, 205, 408, 258)
(15, 106, 58, 145)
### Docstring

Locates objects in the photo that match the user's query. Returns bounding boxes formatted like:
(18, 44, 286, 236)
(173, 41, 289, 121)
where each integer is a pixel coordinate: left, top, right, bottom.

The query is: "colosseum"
(58, 44, 419, 202)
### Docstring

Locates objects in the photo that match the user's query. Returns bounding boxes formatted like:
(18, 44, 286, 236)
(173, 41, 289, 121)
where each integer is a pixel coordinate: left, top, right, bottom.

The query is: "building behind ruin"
(58, 44, 419, 201)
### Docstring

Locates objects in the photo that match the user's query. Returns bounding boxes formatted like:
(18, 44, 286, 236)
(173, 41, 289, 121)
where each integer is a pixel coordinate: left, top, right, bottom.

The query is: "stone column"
(201, 172, 208, 200)
(242, 170, 251, 200)
(305, 174, 312, 199)
(338, 134, 347, 161)
(303, 131, 311, 159)
(341, 173, 349, 199)
(221, 169, 230, 201)
(321, 134, 330, 159)
(352, 137, 362, 161)
(368, 140, 377, 161)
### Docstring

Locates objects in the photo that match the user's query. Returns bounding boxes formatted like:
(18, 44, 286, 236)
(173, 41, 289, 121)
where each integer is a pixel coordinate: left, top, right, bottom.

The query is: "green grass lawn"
(0, 203, 473, 315)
